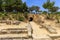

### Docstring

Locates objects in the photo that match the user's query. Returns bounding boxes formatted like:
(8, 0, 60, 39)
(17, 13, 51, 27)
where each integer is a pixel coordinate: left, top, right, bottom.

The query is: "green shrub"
(42, 11, 47, 15)
(19, 17, 25, 21)
(24, 12, 28, 19)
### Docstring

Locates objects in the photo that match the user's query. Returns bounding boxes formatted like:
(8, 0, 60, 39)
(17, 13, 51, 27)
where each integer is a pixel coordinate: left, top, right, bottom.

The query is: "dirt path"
(30, 21, 49, 38)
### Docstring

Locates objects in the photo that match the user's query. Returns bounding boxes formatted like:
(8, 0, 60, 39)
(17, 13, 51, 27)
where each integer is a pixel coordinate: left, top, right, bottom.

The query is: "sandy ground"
(0, 22, 28, 38)
(30, 21, 60, 38)
(0, 21, 60, 39)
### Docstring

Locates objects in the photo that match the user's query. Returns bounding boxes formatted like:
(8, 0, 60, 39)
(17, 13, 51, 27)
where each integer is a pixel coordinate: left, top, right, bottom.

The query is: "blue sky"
(22, 0, 60, 11)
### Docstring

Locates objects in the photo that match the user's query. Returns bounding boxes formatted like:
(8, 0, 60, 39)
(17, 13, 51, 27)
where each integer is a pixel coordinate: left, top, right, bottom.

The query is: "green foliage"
(56, 12, 60, 14)
(22, 2, 28, 12)
(49, 7, 59, 12)
(43, 0, 59, 20)
(0, 0, 28, 13)
(43, 0, 55, 9)
(0, 0, 2, 11)
(43, 0, 59, 13)
(19, 17, 25, 21)
(55, 15, 60, 23)
(24, 12, 28, 19)
(42, 11, 47, 14)
(29, 6, 40, 13)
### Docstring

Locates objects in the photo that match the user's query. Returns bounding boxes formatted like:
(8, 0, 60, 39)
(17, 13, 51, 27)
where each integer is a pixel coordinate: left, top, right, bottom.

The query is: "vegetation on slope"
(0, 0, 60, 23)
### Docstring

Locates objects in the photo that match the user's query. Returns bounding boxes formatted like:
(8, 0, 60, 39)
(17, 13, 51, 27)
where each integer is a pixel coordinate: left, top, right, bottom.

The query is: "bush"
(24, 12, 28, 19)
(19, 17, 25, 21)
(42, 11, 47, 15)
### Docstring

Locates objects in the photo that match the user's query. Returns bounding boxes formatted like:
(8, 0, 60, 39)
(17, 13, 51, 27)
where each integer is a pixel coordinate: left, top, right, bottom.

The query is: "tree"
(15, 0, 23, 12)
(29, 7, 34, 13)
(6, 0, 15, 12)
(0, 0, 3, 11)
(1, 0, 7, 12)
(0, 0, 29, 13)
(22, 2, 28, 12)
(43, 0, 59, 20)
(29, 6, 40, 13)
(34, 6, 40, 13)
(49, 7, 59, 13)
(43, 0, 55, 13)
